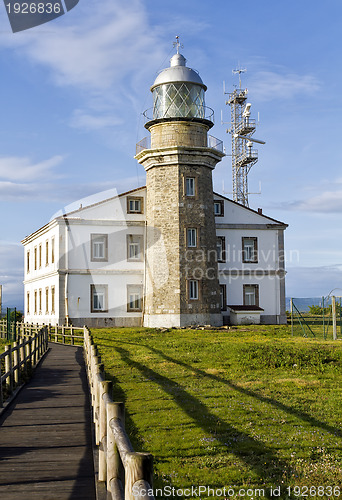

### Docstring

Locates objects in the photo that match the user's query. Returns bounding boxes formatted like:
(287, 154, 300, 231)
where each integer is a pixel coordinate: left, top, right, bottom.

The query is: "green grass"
(91, 325, 342, 499)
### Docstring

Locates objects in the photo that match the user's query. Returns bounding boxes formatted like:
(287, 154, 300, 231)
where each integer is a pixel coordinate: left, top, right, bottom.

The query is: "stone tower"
(135, 46, 224, 327)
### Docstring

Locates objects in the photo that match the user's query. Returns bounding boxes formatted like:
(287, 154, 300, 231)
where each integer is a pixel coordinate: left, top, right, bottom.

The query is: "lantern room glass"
(152, 82, 205, 120)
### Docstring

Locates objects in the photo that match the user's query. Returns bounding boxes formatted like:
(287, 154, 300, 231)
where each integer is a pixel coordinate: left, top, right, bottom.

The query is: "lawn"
(92, 326, 342, 498)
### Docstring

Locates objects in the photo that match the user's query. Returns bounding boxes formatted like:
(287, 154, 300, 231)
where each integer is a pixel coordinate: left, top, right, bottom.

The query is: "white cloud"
(0, 0, 168, 133)
(69, 109, 123, 131)
(250, 70, 320, 101)
(0, 155, 64, 181)
(280, 189, 342, 213)
(0, 176, 144, 203)
(3, 0, 165, 93)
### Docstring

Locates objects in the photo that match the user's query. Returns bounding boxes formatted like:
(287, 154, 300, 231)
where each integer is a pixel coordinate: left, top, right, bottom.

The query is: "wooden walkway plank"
(0, 343, 96, 500)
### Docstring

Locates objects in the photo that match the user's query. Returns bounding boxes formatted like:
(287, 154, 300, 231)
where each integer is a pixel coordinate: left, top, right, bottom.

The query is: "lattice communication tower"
(227, 70, 258, 207)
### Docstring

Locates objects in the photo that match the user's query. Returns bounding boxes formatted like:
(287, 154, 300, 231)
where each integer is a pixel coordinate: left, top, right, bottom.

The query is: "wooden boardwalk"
(0, 343, 96, 500)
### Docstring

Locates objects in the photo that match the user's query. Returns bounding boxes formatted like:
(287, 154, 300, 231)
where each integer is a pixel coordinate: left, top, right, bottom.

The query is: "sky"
(0, 0, 342, 309)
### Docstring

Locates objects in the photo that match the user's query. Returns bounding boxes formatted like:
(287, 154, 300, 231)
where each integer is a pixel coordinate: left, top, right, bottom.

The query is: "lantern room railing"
(142, 105, 215, 125)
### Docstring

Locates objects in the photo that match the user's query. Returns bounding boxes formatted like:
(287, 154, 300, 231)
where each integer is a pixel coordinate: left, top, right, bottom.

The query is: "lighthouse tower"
(135, 43, 225, 327)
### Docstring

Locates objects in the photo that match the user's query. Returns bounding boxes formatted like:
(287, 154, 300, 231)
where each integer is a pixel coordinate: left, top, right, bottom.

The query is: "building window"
(27, 251, 30, 274)
(127, 197, 143, 214)
(51, 238, 55, 264)
(220, 284, 227, 311)
(214, 200, 224, 216)
(189, 279, 199, 300)
(127, 285, 143, 312)
(46, 240, 49, 266)
(39, 244, 42, 269)
(127, 235, 143, 261)
(45, 287, 49, 314)
(91, 234, 108, 262)
(39, 289, 42, 314)
(187, 228, 197, 248)
(242, 237, 258, 263)
(51, 286, 55, 314)
(243, 284, 259, 307)
(34, 290, 37, 314)
(91, 284, 108, 312)
(34, 247, 37, 270)
(27, 291, 30, 314)
(185, 177, 195, 197)
(217, 236, 226, 263)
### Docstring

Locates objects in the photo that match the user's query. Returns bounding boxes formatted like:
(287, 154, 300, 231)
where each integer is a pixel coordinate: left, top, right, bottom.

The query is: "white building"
(22, 47, 287, 328)
(22, 186, 287, 327)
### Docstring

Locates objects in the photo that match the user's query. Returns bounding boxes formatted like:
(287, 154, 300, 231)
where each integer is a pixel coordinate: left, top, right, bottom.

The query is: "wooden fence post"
(20, 340, 26, 377)
(125, 453, 153, 500)
(98, 381, 112, 482)
(107, 402, 125, 494)
(13, 342, 19, 385)
(4, 345, 13, 393)
(332, 295, 337, 340)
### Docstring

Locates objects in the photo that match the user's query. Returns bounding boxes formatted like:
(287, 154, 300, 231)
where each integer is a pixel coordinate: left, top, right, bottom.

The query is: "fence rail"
(0, 326, 48, 408)
(0, 320, 84, 345)
(83, 327, 155, 500)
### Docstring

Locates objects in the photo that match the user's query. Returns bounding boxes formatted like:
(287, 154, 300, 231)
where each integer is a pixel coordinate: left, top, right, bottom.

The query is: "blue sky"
(0, 0, 342, 308)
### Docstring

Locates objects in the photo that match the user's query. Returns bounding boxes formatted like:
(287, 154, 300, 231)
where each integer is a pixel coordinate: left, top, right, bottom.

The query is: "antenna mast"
(226, 68, 260, 207)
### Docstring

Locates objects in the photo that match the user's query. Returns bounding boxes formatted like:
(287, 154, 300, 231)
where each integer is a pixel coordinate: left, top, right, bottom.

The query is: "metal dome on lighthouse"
(145, 37, 214, 127)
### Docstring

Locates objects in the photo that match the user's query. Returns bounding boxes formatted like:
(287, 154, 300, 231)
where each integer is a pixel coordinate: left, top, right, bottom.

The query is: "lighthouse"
(135, 41, 225, 327)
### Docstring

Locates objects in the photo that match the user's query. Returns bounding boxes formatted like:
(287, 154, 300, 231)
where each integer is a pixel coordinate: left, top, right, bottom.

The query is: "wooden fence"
(83, 327, 155, 500)
(0, 326, 48, 408)
(0, 320, 84, 345)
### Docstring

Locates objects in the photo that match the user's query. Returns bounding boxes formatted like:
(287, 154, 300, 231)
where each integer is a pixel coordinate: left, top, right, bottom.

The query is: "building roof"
(151, 52, 206, 91)
(22, 186, 287, 245)
(213, 191, 288, 227)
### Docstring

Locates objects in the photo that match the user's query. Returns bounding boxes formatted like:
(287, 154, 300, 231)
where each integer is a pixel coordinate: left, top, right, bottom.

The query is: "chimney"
(257, 208, 262, 215)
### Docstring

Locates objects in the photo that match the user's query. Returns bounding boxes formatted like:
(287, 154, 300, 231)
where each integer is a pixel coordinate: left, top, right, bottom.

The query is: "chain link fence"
(288, 296, 342, 340)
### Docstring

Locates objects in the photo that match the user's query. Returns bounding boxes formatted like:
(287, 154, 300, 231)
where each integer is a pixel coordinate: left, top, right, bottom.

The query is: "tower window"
(188, 280, 199, 300)
(242, 237, 258, 263)
(187, 228, 197, 248)
(91, 234, 108, 262)
(34, 247, 37, 270)
(27, 291, 30, 314)
(127, 197, 143, 214)
(91, 284, 108, 312)
(27, 250, 30, 274)
(185, 177, 195, 197)
(243, 284, 259, 307)
(220, 284, 227, 311)
(217, 236, 226, 263)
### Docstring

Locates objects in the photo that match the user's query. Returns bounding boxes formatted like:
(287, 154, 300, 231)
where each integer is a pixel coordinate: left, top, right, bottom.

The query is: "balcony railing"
(136, 134, 224, 155)
(208, 135, 224, 153)
(236, 150, 258, 167)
